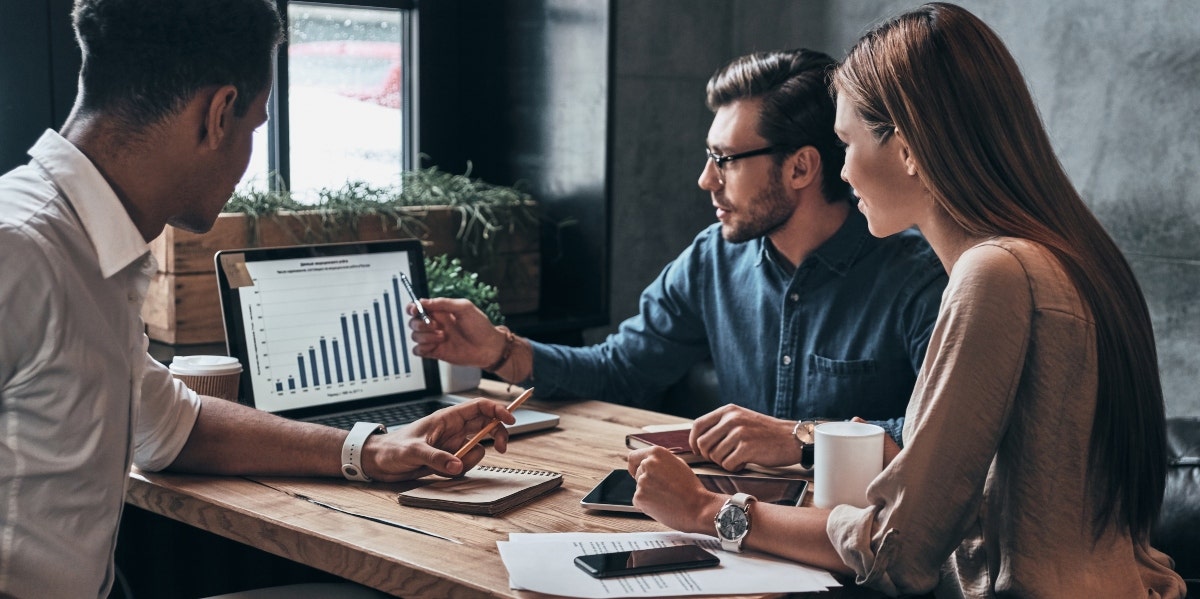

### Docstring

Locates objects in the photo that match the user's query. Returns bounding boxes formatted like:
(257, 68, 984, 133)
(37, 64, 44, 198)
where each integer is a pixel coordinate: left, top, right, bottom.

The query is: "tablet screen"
(580, 469, 808, 512)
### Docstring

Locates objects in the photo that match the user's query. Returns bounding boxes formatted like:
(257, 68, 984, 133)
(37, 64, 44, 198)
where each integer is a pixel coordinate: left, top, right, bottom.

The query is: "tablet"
(580, 469, 809, 513)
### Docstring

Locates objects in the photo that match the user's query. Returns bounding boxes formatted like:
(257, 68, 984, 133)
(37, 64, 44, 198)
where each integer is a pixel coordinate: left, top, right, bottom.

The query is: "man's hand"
(628, 447, 724, 534)
(689, 404, 803, 471)
(408, 298, 506, 368)
(361, 399, 514, 481)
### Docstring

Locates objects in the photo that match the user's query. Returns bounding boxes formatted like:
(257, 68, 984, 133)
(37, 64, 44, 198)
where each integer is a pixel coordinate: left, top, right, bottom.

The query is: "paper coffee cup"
(169, 355, 243, 401)
(813, 421, 885, 508)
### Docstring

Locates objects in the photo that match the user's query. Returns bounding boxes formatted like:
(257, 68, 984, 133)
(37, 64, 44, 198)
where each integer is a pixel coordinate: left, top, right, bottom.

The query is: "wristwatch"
(341, 422, 387, 482)
(793, 419, 820, 468)
(714, 492, 756, 552)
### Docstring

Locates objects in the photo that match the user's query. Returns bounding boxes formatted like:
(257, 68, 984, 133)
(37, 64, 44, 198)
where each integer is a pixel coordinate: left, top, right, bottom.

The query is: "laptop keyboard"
(309, 400, 447, 431)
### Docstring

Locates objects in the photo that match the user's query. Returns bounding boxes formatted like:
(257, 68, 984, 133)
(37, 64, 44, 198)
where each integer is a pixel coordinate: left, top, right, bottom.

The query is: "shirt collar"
(808, 209, 870, 276)
(757, 208, 871, 276)
(29, 129, 150, 279)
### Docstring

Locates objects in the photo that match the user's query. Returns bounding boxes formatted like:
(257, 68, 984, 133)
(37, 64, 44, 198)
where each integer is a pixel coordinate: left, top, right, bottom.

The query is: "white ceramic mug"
(813, 421, 885, 508)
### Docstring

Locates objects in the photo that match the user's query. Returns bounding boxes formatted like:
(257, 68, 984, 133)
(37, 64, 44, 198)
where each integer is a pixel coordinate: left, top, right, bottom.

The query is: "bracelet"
(485, 326, 515, 373)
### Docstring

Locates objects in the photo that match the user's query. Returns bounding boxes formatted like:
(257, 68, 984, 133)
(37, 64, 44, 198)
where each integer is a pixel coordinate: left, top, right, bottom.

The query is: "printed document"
(497, 531, 839, 597)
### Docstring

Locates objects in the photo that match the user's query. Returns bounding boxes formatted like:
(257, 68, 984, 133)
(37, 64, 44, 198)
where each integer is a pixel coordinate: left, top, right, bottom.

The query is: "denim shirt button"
(782, 355, 792, 365)
(789, 293, 800, 302)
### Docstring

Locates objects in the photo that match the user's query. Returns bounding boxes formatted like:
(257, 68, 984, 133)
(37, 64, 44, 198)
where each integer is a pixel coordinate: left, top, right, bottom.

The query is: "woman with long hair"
(627, 4, 1187, 596)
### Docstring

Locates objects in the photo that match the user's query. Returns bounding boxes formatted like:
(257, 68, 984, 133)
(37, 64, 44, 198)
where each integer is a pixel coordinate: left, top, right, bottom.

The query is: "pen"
(454, 388, 535, 459)
(399, 272, 432, 325)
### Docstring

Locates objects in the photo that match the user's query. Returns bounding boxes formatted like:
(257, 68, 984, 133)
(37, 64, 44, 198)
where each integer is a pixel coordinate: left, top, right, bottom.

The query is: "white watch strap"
(341, 422, 386, 482)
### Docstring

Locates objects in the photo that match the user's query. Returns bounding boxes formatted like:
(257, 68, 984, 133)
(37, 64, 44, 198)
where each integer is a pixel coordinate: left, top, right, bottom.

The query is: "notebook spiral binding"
(478, 465, 558, 477)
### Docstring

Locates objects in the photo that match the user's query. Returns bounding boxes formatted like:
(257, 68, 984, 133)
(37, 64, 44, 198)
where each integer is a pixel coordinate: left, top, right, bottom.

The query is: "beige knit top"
(827, 238, 1186, 598)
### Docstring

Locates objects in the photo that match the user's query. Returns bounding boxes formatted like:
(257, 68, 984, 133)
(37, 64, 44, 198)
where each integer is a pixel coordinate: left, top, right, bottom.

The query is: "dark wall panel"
(0, 2, 54, 172)
(0, 0, 79, 173)
(420, 0, 611, 341)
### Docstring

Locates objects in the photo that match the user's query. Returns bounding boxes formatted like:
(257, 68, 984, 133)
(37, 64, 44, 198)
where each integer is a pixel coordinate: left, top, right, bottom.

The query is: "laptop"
(213, 239, 558, 435)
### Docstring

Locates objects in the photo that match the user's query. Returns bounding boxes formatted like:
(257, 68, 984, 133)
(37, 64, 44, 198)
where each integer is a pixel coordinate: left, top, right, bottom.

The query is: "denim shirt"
(531, 210, 946, 443)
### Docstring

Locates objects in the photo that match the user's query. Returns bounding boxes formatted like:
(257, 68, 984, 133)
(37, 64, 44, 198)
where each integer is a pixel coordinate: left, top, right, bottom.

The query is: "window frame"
(267, 0, 418, 194)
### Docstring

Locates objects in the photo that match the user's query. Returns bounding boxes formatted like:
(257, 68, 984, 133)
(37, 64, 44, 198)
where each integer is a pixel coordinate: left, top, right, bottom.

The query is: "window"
(239, 0, 416, 203)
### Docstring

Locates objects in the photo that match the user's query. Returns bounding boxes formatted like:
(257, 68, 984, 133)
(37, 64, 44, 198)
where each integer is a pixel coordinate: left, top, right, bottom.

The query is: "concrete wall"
(602, 0, 1200, 417)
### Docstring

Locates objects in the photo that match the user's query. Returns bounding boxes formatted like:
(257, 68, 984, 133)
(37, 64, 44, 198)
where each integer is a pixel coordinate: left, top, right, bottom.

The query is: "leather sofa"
(662, 362, 1200, 594)
(1157, 417, 1200, 595)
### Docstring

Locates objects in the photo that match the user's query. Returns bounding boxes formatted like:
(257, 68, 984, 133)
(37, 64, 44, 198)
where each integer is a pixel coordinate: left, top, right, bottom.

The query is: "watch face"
(796, 421, 817, 445)
(716, 505, 748, 540)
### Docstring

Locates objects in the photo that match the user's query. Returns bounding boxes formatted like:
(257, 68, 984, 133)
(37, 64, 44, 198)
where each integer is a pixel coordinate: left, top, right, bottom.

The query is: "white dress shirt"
(0, 130, 202, 599)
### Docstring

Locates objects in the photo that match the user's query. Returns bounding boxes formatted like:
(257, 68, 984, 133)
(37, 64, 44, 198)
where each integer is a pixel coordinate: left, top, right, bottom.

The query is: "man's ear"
(785, 146, 821, 191)
(893, 128, 919, 177)
(200, 85, 240, 150)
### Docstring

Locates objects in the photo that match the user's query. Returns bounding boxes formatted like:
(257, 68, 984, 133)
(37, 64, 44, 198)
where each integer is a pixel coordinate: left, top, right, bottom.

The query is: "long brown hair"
(834, 2, 1166, 541)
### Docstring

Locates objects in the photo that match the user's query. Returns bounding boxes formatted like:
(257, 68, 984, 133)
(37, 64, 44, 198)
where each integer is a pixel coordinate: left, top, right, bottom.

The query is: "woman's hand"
(628, 447, 726, 534)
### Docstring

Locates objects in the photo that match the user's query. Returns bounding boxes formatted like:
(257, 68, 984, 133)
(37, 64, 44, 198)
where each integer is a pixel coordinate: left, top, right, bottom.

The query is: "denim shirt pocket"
(804, 353, 881, 418)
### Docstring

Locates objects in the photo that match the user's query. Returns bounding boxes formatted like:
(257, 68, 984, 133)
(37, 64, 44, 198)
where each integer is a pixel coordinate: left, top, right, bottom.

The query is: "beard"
(720, 169, 794, 243)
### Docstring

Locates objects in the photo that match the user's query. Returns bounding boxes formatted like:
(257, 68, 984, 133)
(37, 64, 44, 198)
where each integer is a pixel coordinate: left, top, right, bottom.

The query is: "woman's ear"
(893, 128, 919, 177)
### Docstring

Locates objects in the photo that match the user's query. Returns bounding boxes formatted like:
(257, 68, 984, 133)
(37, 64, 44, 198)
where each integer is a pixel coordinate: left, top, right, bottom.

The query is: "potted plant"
(143, 165, 543, 345)
(424, 254, 504, 393)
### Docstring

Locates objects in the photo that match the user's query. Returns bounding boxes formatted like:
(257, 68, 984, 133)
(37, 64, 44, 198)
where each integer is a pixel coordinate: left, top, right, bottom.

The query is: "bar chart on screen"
(235, 251, 428, 412)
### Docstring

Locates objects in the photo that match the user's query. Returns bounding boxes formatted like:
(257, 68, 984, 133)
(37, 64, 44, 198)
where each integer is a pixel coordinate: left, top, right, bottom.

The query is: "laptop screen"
(215, 239, 442, 419)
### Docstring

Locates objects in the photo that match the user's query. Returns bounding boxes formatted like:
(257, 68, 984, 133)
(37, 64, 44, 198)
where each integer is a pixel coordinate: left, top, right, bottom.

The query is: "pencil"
(453, 387, 535, 459)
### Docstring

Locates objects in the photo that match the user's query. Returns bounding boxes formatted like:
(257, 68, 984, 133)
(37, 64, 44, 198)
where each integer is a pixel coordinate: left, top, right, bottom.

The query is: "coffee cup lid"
(169, 355, 243, 376)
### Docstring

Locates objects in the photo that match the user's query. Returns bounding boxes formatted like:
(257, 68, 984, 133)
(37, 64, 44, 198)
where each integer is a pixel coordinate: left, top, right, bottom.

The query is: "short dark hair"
(706, 49, 850, 203)
(72, 0, 285, 129)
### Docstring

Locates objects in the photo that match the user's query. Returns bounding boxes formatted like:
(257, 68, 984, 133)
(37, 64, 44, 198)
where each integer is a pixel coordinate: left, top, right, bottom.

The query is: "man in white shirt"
(0, 2, 516, 597)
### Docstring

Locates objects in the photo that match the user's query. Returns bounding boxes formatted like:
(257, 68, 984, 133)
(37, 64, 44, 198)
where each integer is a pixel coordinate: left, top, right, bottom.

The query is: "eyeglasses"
(704, 145, 781, 183)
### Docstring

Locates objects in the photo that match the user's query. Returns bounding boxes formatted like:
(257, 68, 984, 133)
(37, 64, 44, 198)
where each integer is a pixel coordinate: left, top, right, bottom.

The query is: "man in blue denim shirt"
(410, 49, 946, 471)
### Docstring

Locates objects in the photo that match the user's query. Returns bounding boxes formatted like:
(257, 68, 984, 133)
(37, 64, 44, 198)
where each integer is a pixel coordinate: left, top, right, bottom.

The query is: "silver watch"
(714, 492, 756, 552)
(341, 422, 386, 482)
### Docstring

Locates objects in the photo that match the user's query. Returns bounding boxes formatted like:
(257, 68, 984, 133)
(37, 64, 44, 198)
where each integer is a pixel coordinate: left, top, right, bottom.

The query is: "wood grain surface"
(126, 381, 865, 598)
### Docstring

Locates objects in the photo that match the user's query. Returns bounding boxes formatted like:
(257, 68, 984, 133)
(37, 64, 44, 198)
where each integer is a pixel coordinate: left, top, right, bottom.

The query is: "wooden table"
(125, 381, 861, 598)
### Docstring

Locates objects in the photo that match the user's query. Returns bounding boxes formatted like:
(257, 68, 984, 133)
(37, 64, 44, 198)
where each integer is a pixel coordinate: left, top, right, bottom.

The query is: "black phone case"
(573, 546, 720, 578)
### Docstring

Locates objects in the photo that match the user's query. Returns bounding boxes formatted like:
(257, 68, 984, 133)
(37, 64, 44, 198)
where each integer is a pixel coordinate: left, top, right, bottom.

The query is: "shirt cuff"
(826, 504, 903, 595)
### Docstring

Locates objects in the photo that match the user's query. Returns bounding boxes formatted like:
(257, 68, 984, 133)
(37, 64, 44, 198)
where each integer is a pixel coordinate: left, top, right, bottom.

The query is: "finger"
(851, 416, 867, 423)
(627, 447, 652, 476)
(706, 436, 736, 468)
(718, 445, 749, 472)
(409, 443, 464, 477)
(455, 397, 514, 424)
(421, 297, 477, 314)
(693, 416, 734, 457)
(456, 444, 487, 472)
(491, 426, 510, 453)
(406, 304, 436, 330)
(453, 399, 515, 427)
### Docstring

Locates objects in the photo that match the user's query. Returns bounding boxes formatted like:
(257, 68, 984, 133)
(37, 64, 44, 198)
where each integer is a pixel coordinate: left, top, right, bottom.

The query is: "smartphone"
(573, 545, 720, 579)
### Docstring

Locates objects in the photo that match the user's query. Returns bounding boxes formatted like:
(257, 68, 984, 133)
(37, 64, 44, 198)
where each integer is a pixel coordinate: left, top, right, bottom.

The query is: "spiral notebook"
(396, 466, 563, 515)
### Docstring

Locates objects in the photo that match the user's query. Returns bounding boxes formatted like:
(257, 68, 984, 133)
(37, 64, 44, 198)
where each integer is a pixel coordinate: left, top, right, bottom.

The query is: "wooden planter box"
(143, 208, 540, 345)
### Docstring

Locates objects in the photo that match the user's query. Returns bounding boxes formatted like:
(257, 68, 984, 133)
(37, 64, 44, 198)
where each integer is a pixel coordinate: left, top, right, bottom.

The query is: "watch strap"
(341, 422, 386, 482)
(793, 420, 819, 468)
